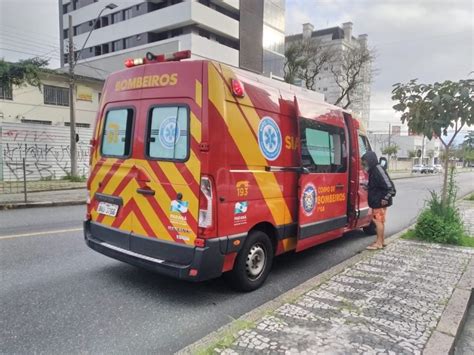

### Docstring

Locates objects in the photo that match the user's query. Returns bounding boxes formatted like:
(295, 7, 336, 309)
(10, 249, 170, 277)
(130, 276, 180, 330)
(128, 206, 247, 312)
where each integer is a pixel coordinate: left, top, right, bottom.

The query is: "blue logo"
(170, 199, 189, 214)
(301, 183, 316, 216)
(258, 117, 282, 161)
(234, 201, 248, 214)
(159, 117, 180, 149)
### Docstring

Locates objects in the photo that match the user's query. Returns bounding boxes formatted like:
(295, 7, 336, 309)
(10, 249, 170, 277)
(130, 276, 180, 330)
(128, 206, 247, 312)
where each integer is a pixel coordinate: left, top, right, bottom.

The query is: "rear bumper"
(84, 220, 227, 282)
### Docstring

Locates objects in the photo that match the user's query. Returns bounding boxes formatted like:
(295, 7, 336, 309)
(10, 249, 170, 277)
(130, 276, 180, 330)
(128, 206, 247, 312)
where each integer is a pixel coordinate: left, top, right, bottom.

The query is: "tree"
(283, 39, 333, 90)
(331, 45, 375, 109)
(0, 57, 49, 90)
(382, 144, 399, 160)
(392, 79, 474, 203)
(463, 130, 474, 149)
(408, 150, 417, 159)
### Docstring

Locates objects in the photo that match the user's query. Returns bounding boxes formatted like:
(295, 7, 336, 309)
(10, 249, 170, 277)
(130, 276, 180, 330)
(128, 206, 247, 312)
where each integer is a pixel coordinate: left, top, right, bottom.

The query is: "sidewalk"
(188, 201, 474, 354)
(0, 188, 86, 209)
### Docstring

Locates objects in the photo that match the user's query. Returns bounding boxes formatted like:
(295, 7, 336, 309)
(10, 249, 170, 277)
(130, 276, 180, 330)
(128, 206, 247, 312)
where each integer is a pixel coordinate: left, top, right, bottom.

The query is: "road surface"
(1, 173, 473, 353)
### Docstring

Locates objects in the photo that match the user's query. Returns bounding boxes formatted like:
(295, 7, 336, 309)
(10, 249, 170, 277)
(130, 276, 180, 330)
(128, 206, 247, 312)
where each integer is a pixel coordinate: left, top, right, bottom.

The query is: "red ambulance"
(84, 50, 375, 291)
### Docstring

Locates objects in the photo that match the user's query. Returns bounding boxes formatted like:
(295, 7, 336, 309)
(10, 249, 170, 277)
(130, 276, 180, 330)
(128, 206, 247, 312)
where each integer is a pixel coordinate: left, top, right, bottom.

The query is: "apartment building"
(285, 22, 371, 127)
(59, 0, 286, 78)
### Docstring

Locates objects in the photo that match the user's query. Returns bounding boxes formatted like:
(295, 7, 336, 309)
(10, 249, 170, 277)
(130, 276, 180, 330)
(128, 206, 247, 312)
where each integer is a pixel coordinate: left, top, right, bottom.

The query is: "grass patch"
(401, 228, 473, 247)
(196, 319, 255, 355)
(459, 235, 474, 247)
(401, 229, 416, 240)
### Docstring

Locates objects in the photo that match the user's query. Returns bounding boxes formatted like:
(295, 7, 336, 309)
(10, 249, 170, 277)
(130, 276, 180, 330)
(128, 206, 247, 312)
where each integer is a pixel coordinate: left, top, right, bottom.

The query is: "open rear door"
(295, 99, 349, 252)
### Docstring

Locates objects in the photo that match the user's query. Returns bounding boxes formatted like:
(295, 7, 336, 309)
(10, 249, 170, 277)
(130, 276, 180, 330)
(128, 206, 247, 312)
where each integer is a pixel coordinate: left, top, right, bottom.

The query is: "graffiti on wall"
(0, 123, 93, 181)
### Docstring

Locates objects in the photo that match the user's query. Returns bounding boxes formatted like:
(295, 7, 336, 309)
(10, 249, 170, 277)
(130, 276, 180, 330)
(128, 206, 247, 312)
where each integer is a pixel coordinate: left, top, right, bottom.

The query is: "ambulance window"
(358, 134, 371, 157)
(147, 105, 189, 161)
(101, 108, 133, 157)
(300, 120, 346, 173)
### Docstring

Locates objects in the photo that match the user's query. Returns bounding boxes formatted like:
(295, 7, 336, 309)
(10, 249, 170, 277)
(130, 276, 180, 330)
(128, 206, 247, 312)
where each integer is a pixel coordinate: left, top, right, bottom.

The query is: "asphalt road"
(1, 173, 473, 354)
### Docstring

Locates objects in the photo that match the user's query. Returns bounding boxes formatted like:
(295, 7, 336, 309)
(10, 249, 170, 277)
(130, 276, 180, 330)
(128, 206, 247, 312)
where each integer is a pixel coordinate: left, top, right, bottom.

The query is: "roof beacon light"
(124, 57, 144, 68)
(125, 50, 191, 68)
(231, 79, 245, 98)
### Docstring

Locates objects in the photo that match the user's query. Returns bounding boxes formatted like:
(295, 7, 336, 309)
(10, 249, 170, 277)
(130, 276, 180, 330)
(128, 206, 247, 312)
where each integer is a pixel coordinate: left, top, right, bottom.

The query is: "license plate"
(97, 202, 119, 217)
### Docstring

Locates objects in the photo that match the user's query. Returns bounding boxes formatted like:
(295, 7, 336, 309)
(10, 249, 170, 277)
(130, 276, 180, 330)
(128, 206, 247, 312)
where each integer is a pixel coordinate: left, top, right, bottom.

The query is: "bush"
(415, 209, 463, 245)
(414, 167, 466, 245)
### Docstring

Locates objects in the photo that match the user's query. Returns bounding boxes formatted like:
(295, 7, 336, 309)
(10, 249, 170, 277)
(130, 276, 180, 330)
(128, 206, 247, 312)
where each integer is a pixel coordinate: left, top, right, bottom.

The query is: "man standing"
(362, 151, 396, 250)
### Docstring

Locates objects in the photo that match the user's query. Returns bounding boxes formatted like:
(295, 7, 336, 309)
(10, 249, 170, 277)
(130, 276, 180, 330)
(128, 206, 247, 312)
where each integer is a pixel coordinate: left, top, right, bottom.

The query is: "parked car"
(434, 164, 444, 173)
(421, 165, 435, 174)
(412, 164, 424, 173)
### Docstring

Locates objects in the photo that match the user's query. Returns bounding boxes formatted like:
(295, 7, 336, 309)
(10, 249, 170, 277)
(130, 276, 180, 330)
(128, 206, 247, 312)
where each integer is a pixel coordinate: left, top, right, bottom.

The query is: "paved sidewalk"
(0, 188, 86, 208)
(202, 201, 474, 355)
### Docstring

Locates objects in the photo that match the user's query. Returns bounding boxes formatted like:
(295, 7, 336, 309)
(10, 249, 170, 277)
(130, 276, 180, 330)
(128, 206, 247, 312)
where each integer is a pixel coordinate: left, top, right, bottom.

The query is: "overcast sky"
(0, 0, 472, 133)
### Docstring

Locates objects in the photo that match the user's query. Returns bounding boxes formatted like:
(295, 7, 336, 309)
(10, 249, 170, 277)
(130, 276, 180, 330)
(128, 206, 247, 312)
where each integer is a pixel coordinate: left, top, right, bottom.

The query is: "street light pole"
(68, 15, 77, 177)
(67, 3, 117, 178)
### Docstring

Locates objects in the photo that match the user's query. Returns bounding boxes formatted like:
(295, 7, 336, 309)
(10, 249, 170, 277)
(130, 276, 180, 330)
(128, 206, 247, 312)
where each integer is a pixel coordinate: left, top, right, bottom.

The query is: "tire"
(225, 230, 274, 292)
(363, 221, 377, 235)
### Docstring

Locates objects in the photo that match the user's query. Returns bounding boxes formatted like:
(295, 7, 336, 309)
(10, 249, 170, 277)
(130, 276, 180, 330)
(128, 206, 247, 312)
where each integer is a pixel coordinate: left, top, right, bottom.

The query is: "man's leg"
(368, 208, 385, 249)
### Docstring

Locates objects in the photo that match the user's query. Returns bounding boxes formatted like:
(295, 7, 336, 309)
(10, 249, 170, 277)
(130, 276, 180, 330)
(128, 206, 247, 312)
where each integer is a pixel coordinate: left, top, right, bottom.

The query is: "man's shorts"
(372, 208, 387, 223)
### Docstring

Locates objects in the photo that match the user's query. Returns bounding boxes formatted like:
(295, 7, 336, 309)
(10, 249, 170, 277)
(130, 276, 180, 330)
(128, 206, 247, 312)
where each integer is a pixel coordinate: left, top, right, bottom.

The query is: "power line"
(0, 31, 60, 51)
(0, 47, 60, 61)
(0, 24, 59, 44)
(0, 40, 60, 59)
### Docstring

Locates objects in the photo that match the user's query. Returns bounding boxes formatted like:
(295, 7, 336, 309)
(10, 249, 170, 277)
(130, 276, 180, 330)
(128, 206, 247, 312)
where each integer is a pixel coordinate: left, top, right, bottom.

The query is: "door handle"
(335, 184, 344, 190)
(137, 188, 155, 196)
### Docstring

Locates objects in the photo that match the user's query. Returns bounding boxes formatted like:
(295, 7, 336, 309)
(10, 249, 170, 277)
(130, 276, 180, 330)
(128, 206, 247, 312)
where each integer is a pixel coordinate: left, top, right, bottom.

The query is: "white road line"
(0, 228, 82, 240)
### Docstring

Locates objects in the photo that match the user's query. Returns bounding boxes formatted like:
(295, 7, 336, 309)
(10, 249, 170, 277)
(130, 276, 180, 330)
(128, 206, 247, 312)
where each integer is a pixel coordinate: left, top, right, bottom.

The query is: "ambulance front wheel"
(226, 230, 274, 292)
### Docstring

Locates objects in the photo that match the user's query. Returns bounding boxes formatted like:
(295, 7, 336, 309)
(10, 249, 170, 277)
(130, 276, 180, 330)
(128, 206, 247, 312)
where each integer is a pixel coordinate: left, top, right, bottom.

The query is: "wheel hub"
(246, 243, 266, 280)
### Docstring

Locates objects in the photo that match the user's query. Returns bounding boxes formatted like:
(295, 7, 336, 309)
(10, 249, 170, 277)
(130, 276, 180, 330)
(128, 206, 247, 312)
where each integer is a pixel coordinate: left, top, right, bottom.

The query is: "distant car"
(412, 165, 424, 173)
(433, 164, 444, 173)
(421, 165, 435, 174)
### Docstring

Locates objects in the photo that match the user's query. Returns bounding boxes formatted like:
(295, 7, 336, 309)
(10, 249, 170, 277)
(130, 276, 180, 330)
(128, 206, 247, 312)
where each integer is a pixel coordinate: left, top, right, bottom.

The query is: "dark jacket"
(362, 151, 396, 209)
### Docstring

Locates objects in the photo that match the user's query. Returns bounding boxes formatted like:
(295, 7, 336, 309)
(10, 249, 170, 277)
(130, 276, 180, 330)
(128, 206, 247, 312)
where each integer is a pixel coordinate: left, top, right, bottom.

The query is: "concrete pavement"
(1, 173, 473, 353)
(188, 200, 474, 354)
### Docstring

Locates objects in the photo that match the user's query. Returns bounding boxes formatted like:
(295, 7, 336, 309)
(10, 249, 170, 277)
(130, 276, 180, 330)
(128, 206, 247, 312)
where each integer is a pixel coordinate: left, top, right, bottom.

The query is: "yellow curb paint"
(0, 228, 82, 240)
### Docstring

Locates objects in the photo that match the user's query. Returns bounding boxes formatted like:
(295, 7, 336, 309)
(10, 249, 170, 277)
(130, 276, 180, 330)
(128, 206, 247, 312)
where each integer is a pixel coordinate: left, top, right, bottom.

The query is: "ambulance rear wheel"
(226, 230, 273, 292)
(363, 221, 377, 235)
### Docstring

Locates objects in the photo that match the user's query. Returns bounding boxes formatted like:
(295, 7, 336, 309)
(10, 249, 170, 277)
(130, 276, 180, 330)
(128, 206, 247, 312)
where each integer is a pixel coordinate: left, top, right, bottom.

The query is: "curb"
(177, 225, 412, 355)
(424, 257, 474, 355)
(0, 200, 86, 210)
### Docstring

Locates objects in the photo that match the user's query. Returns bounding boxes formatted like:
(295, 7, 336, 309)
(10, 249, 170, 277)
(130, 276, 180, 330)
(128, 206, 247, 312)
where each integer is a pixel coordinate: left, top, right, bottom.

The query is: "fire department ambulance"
(84, 50, 375, 291)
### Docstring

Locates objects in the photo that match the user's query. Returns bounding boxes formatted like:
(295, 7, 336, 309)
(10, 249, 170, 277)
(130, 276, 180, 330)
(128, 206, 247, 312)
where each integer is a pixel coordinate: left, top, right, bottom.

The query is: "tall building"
(285, 22, 371, 127)
(59, 0, 285, 79)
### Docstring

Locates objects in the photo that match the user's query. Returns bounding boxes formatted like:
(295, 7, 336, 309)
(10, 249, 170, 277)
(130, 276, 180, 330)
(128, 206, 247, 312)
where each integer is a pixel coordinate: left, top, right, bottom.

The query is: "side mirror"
(379, 157, 388, 170)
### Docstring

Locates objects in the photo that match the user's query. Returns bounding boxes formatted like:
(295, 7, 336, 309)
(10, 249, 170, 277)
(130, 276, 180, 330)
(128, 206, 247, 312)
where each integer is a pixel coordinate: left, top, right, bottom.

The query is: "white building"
(285, 22, 371, 128)
(59, 0, 286, 79)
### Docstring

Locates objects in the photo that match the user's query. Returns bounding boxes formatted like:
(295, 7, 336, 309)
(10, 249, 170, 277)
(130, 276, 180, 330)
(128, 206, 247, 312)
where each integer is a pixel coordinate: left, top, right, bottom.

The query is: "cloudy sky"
(0, 0, 472, 133)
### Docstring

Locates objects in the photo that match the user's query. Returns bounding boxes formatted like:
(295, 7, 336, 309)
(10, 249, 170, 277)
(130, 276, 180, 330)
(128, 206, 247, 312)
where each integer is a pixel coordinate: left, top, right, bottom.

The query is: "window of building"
(43, 85, 69, 106)
(64, 122, 91, 128)
(112, 40, 123, 52)
(123, 8, 133, 20)
(101, 108, 134, 157)
(21, 119, 52, 125)
(0, 83, 13, 100)
(300, 120, 347, 173)
(146, 105, 189, 161)
(112, 11, 122, 24)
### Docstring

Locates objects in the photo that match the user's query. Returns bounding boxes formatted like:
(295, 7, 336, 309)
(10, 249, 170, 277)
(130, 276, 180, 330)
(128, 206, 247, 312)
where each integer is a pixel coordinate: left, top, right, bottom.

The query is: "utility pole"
(388, 123, 392, 147)
(68, 15, 77, 177)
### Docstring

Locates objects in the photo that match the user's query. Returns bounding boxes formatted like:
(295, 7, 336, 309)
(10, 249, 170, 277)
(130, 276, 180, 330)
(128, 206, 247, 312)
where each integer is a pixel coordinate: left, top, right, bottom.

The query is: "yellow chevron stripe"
(208, 63, 291, 225)
(156, 161, 198, 221)
(190, 112, 201, 143)
(185, 149, 200, 184)
(195, 80, 202, 108)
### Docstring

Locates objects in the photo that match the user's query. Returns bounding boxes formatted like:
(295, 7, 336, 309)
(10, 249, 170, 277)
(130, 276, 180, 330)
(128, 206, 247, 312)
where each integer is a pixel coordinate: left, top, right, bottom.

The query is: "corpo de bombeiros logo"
(159, 117, 180, 149)
(258, 117, 282, 161)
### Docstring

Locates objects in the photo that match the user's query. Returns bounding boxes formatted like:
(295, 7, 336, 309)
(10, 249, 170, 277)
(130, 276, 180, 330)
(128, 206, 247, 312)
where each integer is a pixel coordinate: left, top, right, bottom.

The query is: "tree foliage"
(331, 45, 374, 109)
(0, 57, 49, 90)
(283, 39, 333, 90)
(382, 144, 399, 158)
(392, 79, 474, 201)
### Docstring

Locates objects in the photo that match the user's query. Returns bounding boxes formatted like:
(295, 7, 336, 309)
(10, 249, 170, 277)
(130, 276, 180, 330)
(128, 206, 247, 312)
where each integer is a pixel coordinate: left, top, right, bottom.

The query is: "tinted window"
(301, 119, 347, 173)
(101, 108, 133, 157)
(358, 134, 371, 157)
(147, 106, 189, 161)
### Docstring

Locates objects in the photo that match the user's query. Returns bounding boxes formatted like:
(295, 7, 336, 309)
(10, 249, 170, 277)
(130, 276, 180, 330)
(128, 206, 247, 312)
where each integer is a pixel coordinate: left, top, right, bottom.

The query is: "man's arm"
(375, 165, 396, 203)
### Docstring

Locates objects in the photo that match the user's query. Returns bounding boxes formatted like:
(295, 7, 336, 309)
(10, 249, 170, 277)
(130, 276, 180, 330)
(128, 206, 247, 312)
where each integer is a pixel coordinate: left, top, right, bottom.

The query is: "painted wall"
(0, 122, 92, 181)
